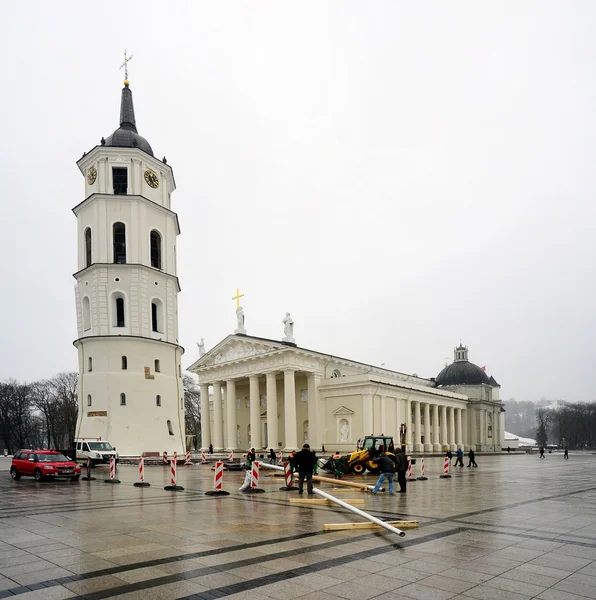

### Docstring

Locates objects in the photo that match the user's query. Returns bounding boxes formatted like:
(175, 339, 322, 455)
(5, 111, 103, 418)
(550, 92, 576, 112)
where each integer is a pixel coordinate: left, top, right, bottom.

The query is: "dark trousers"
(467, 458, 477, 467)
(298, 471, 313, 493)
(397, 471, 406, 492)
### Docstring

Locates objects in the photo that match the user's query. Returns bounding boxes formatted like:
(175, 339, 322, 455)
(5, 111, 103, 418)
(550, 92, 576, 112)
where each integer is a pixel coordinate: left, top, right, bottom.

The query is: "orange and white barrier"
(417, 457, 428, 481)
(279, 462, 296, 490)
(164, 454, 184, 491)
(251, 461, 260, 488)
(104, 456, 120, 484)
(407, 458, 416, 481)
(228, 450, 233, 462)
(162, 451, 168, 465)
(82, 456, 95, 481)
(440, 456, 451, 479)
(185, 451, 192, 465)
(205, 460, 230, 495)
(134, 456, 150, 487)
(277, 452, 283, 465)
(201, 450, 207, 464)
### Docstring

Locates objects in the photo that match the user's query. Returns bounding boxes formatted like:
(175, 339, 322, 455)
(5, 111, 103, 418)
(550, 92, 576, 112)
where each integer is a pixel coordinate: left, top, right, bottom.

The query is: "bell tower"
(73, 71, 185, 456)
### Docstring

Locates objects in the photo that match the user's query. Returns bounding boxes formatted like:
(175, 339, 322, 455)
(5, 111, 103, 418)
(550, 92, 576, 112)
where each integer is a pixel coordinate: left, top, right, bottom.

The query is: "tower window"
(88, 357, 93, 372)
(120, 393, 126, 406)
(87, 394, 92, 407)
(113, 222, 126, 264)
(150, 230, 162, 269)
(167, 419, 174, 435)
(82, 297, 91, 331)
(116, 297, 125, 327)
(156, 395, 161, 407)
(152, 302, 158, 332)
(84, 228, 92, 267)
(121, 356, 127, 370)
(155, 359, 160, 373)
(113, 168, 128, 195)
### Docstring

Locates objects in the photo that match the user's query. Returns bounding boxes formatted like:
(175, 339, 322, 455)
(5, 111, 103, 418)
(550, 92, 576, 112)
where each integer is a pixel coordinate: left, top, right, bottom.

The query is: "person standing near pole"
(455, 447, 464, 467)
(467, 447, 478, 468)
(294, 443, 317, 495)
(246, 447, 256, 467)
(564, 447, 569, 459)
(371, 450, 396, 495)
(395, 448, 408, 493)
(268, 448, 276, 465)
(332, 451, 343, 479)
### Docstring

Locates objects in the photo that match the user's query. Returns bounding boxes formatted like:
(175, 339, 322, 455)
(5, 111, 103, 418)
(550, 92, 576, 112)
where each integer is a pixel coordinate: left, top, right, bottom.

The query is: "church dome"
(102, 84, 154, 156)
(435, 343, 490, 386)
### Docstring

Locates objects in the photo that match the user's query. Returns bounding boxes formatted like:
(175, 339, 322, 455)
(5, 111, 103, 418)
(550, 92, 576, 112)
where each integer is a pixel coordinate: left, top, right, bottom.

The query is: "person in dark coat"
(268, 448, 276, 464)
(208, 444, 214, 454)
(332, 452, 343, 479)
(564, 447, 569, 459)
(467, 448, 478, 468)
(539, 447, 545, 459)
(246, 448, 256, 467)
(371, 451, 396, 494)
(293, 443, 318, 494)
(394, 448, 408, 493)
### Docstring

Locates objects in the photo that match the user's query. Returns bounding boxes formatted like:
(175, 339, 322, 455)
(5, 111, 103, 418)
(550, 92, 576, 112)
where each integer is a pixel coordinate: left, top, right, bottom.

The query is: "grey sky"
(1, 2, 594, 403)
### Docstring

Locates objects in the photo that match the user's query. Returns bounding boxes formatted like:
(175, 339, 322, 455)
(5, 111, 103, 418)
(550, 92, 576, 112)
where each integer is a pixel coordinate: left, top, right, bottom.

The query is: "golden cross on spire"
(232, 288, 245, 308)
(120, 49, 134, 85)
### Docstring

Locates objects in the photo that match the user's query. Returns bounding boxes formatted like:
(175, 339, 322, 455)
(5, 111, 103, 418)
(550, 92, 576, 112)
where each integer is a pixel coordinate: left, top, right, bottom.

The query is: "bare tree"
(183, 373, 201, 450)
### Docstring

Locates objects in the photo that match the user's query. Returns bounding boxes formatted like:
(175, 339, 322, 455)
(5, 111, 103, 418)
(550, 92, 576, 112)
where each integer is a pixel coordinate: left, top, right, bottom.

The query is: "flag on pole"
(481, 366, 486, 371)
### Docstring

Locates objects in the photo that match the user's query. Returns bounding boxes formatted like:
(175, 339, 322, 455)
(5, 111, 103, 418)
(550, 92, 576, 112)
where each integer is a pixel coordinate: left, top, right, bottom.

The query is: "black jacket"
(293, 449, 318, 473)
(377, 453, 396, 473)
(395, 452, 408, 472)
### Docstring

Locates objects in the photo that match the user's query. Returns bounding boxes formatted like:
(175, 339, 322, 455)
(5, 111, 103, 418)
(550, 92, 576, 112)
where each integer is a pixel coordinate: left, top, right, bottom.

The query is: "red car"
(10, 450, 81, 482)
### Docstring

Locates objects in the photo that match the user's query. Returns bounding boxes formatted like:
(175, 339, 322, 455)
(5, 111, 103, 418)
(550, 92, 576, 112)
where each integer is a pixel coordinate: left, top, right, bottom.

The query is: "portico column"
(249, 375, 261, 449)
(266, 372, 278, 450)
(480, 410, 486, 447)
(200, 383, 211, 450)
(448, 407, 456, 451)
(405, 399, 412, 450)
(469, 407, 477, 450)
(432, 404, 440, 451)
(284, 370, 298, 450)
(212, 382, 224, 451)
(423, 403, 431, 452)
(414, 401, 422, 452)
(225, 380, 237, 450)
(440, 405, 448, 450)
(456, 408, 463, 449)
(307, 373, 320, 449)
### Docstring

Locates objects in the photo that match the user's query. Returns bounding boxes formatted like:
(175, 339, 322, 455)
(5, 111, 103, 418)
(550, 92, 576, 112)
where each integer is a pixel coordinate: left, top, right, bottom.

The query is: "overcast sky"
(1, 2, 594, 403)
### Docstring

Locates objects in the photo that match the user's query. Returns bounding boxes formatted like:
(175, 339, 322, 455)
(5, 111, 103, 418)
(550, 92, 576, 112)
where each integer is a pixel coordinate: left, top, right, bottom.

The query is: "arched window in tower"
(121, 356, 127, 370)
(167, 420, 174, 436)
(113, 222, 126, 264)
(152, 302, 158, 332)
(120, 393, 126, 406)
(87, 394, 92, 407)
(150, 230, 162, 269)
(82, 297, 91, 331)
(116, 297, 125, 327)
(112, 167, 128, 195)
(88, 357, 92, 372)
(151, 299, 164, 333)
(84, 228, 92, 267)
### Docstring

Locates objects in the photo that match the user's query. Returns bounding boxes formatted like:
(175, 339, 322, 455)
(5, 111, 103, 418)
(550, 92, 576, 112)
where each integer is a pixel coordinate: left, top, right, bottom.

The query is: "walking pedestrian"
(288, 449, 297, 474)
(467, 448, 478, 468)
(455, 448, 464, 467)
(321, 444, 326, 453)
(371, 451, 396, 495)
(539, 447, 545, 459)
(208, 444, 214, 454)
(564, 447, 569, 460)
(268, 448, 276, 464)
(294, 444, 318, 495)
(446, 449, 454, 466)
(395, 448, 408, 493)
(246, 447, 256, 467)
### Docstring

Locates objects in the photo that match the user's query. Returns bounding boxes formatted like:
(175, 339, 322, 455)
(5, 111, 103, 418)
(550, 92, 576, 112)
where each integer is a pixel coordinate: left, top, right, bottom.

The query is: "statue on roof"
(282, 312, 295, 343)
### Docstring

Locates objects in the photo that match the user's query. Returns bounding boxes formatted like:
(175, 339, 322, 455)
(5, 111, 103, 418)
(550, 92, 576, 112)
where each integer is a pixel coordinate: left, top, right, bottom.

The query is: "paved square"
(1, 454, 596, 599)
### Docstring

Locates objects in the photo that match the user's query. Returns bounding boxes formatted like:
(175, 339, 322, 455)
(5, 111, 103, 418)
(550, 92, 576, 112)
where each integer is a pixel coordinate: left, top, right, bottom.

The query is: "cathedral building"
(72, 76, 185, 456)
(188, 334, 504, 454)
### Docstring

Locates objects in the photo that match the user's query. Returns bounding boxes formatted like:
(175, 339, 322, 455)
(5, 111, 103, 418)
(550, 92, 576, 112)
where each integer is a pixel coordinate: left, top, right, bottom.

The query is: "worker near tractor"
(293, 443, 318, 495)
(331, 451, 343, 479)
(371, 449, 397, 495)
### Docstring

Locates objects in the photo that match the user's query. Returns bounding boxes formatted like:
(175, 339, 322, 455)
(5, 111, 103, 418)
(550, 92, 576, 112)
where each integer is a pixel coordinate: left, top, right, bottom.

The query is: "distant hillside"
(503, 399, 537, 439)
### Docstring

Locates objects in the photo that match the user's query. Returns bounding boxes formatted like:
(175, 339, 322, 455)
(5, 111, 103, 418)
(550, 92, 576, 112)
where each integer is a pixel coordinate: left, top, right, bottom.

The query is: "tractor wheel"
(352, 463, 365, 475)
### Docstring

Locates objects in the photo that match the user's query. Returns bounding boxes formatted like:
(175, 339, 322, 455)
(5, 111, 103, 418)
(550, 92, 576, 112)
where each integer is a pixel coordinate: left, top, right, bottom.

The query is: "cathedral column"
(212, 382, 224, 451)
(414, 401, 422, 452)
(307, 373, 320, 449)
(440, 405, 448, 450)
(249, 375, 261, 449)
(448, 407, 456, 451)
(225, 380, 237, 450)
(456, 408, 463, 449)
(283, 370, 298, 450)
(200, 383, 211, 450)
(432, 404, 441, 452)
(266, 372, 278, 450)
(405, 399, 412, 450)
(423, 403, 431, 452)
(469, 407, 477, 450)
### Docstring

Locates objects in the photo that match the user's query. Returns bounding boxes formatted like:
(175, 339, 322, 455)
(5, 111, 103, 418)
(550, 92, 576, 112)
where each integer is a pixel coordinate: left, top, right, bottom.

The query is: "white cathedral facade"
(72, 79, 185, 456)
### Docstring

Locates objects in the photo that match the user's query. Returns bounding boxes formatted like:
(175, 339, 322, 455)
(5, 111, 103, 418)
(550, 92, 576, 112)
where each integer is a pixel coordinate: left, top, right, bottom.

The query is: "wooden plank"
(289, 498, 365, 505)
(323, 520, 419, 531)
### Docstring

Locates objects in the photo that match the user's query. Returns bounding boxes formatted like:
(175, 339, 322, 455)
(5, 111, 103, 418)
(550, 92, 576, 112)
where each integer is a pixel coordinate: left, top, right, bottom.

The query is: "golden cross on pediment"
(232, 288, 244, 308)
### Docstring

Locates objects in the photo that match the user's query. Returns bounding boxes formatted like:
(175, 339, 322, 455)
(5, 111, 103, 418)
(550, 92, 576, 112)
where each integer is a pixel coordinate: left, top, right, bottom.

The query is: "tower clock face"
(144, 170, 159, 189)
(87, 167, 97, 185)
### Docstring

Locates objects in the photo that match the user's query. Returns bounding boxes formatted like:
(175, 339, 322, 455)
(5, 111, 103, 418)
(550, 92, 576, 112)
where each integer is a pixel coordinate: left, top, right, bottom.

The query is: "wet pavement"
(0, 453, 595, 599)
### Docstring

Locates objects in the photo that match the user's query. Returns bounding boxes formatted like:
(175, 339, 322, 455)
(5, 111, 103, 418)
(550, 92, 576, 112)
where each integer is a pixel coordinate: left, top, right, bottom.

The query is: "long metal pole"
(313, 488, 406, 537)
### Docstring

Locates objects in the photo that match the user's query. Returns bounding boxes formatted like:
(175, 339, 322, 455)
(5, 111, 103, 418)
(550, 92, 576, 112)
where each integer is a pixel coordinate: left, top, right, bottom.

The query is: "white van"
(75, 439, 119, 466)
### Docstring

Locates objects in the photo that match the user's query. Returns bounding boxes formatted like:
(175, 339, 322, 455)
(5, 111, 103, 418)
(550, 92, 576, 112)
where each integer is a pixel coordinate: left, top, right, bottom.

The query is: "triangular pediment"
(332, 406, 354, 416)
(193, 335, 287, 369)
